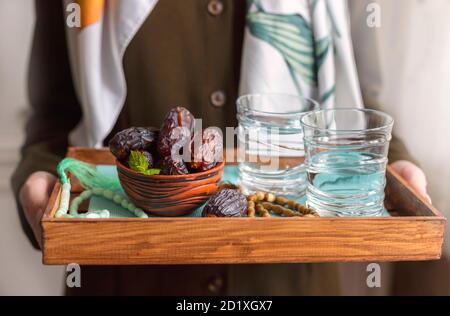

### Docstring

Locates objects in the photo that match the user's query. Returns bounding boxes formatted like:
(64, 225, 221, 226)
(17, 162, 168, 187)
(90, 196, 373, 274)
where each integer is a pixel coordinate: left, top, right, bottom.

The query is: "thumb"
(390, 160, 431, 204)
(19, 172, 57, 247)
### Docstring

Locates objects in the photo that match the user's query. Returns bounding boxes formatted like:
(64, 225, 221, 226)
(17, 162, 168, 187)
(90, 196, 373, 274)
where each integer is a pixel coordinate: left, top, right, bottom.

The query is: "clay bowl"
(116, 160, 224, 216)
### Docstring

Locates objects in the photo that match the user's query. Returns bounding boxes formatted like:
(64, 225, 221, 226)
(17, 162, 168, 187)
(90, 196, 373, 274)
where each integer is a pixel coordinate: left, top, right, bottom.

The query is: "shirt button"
(207, 0, 224, 16)
(207, 275, 224, 294)
(210, 90, 226, 107)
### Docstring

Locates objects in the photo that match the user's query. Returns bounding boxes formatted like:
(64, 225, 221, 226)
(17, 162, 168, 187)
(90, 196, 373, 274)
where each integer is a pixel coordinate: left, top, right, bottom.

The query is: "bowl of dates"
(110, 107, 224, 216)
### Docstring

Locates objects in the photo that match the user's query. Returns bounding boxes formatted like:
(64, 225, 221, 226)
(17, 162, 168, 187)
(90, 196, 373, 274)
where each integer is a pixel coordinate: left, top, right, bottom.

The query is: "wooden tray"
(41, 147, 446, 265)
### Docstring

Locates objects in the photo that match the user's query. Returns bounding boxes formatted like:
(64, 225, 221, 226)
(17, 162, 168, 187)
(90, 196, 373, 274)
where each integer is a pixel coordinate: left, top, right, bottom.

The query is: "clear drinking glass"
(236, 94, 319, 196)
(300, 108, 394, 217)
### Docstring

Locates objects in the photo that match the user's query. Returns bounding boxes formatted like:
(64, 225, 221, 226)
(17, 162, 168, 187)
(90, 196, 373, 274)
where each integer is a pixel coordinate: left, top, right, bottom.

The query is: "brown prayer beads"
(246, 191, 319, 218)
(217, 183, 319, 218)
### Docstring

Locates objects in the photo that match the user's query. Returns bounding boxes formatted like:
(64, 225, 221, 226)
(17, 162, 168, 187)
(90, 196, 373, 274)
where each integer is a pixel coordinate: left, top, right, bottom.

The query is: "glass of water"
(236, 94, 319, 196)
(300, 108, 394, 217)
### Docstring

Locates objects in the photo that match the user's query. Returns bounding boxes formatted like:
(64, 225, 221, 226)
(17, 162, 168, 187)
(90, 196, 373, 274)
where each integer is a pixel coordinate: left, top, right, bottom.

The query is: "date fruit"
(158, 107, 195, 158)
(202, 189, 248, 217)
(109, 127, 159, 161)
(189, 128, 223, 171)
(156, 155, 189, 175)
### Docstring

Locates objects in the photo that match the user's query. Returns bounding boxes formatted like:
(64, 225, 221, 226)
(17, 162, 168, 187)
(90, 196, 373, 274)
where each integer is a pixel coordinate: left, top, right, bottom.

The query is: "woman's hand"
(390, 160, 431, 204)
(19, 171, 56, 248)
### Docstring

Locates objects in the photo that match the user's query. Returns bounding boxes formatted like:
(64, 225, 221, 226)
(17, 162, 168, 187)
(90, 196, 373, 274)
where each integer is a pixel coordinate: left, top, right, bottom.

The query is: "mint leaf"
(128, 151, 161, 176)
(128, 150, 148, 172)
(143, 169, 161, 176)
(128, 150, 161, 176)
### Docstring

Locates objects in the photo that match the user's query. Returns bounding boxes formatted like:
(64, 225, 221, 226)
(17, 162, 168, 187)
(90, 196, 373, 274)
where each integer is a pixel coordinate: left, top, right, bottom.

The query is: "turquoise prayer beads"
(55, 158, 148, 219)
(67, 188, 148, 219)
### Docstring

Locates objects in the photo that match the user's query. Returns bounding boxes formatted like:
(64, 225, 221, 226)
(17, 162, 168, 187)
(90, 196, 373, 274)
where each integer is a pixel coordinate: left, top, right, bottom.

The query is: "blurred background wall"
(0, 0, 448, 295)
(341, 0, 450, 296)
(375, 0, 450, 295)
(0, 0, 64, 295)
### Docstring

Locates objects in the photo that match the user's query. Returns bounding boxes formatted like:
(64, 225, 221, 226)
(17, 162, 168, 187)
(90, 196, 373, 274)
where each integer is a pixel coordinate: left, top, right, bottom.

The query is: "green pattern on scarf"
(246, 2, 332, 97)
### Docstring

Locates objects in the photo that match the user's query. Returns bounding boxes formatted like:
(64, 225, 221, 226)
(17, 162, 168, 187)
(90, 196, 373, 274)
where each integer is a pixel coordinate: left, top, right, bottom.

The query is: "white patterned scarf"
(65, 0, 362, 147)
(240, 0, 362, 108)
